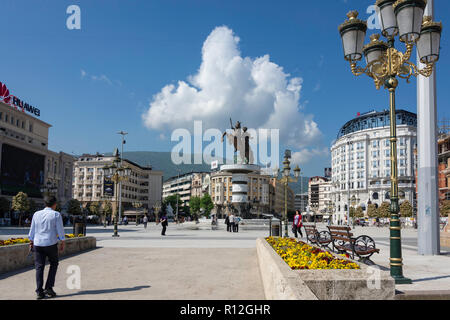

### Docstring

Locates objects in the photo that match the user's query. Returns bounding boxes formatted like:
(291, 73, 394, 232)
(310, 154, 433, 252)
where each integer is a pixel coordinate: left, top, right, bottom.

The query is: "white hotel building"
(330, 110, 417, 224)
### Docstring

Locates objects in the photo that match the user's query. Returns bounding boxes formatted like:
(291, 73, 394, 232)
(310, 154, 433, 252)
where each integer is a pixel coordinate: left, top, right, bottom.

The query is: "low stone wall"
(256, 238, 395, 300)
(0, 236, 96, 275)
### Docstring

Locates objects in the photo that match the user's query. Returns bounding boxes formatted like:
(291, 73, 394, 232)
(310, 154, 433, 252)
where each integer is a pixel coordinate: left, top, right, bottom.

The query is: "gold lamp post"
(272, 150, 301, 237)
(338, 0, 442, 284)
(101, 149, 132, 237)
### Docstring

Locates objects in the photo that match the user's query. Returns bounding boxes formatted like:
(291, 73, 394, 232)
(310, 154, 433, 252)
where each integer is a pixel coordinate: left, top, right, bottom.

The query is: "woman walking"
(293, 211, 303, 238)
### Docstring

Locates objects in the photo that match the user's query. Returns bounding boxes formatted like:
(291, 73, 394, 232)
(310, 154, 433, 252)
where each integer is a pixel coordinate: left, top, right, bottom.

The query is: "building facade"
(72, 154, 163, 210)
(162, 172, 208, 208)
(438, 133, 450, 206)
(330, 110, 417, 223)
(0, 86, 75, 214)
(269, 178, 295, 215)
(294, 193, 308, 213)
(308, 176, 332, 216)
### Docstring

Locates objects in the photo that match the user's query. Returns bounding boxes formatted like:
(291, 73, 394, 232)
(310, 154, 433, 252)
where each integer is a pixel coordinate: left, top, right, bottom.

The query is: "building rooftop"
(337, 109, 417, 139)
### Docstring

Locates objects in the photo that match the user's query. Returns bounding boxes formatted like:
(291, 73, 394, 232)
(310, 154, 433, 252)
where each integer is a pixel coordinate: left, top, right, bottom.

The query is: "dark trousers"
(230, 223, 235, 232)
(34, 244, 59, 293)
(233, 224, 239, 232)
(226, 223, 231, 232)
(293, 225, 303, 238)
(161, 225, 167, 235)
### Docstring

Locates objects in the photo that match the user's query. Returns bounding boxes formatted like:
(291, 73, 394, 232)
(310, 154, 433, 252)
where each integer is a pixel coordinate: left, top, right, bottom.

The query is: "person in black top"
(160, 215, 168, 236)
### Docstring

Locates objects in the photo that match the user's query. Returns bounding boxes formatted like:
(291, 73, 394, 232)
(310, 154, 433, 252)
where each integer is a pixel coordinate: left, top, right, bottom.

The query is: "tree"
(400, 200, 412, 217)
(200, 194, 214, 218)
(102, 200, 113, 225)
(67, 199, 82, 216)
(164, 194, 182, 211)
(379, 202, 391, 218)
(89, 201, 100, 216)
(440, 200, 450, 217)
(189, 196, 201, 220)
(0, 197, 11, 218)
(349, 206, 356, 218)
(12, 192, 30, 226)
(355, 206, 364, 218)
(367, 203, 378, 218)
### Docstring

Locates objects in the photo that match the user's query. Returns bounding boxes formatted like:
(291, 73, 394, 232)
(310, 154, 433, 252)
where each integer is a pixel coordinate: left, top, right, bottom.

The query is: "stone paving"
(1, 220, 449, 299)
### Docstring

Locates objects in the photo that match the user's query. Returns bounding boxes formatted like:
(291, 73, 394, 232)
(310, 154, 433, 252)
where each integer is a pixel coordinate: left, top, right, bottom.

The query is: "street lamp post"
(117, 131, 128, 224)
(272, 150, 301, 237)
(338, 0, 442, 284)
(102, 149, 131, 237)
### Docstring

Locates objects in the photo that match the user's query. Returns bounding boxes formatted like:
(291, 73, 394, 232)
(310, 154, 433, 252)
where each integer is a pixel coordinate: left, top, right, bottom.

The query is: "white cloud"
(80, 69, 116, 86)
(142, 26, 322, 149)
(291, 147, 330, 166)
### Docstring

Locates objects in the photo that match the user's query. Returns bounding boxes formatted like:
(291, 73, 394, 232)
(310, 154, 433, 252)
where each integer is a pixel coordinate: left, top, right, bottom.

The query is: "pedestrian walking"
(225, 214, 230, 232)
(28, 196, 65, 300)
(292, 211, 303, 238)
(233, 215, 240, 233)
(229, 213, 235, 233)
(160, 215, 168, 235)
(143, 215, 148, 229)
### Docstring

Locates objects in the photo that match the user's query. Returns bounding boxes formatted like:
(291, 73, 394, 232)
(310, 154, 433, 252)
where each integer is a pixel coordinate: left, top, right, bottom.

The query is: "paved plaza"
(1, 221, 449, 299)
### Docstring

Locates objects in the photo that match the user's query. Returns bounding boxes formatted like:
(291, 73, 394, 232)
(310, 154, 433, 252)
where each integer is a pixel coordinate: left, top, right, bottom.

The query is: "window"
(372, 160, 379, 168)
(11, 116, 14, 124)
(385, 159, 391, 167)
(0, 112, 2, 120)
(5, 114, 8, 122)
(385, 139, 390, 147)
(372, 150, 379, 158)
(385, 149, 390, 157)
(372, 140, 379, 148)
(399, 169, 406, 176)
(399, 149, 406, 156)
(29, 123, 33, 132)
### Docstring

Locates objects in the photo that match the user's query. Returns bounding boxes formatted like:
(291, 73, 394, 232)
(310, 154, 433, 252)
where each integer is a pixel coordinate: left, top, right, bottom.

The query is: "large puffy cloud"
(142, 26, 322, 149)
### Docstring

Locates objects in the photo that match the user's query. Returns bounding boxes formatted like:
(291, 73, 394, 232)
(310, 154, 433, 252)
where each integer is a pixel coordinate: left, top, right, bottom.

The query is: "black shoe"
(44, 288, 57, 298)
(36, 291, 46, 300)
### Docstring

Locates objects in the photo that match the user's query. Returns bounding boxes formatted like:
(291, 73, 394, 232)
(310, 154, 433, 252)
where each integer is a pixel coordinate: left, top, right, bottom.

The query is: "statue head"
(235, 121, 241, 129)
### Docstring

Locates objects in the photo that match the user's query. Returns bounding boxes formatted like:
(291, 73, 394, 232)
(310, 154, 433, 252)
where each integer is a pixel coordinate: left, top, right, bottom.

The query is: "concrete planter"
(0, 236, 96, 275)
(256, 238, 395, 300)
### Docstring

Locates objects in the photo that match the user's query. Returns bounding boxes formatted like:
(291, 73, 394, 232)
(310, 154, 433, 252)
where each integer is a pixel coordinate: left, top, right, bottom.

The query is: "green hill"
(109, 151, 309, 192)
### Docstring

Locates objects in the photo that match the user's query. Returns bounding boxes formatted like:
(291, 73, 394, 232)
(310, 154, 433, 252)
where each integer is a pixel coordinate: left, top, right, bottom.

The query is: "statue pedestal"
(441, 214, 450, 248)
(220, 164, 261, 219)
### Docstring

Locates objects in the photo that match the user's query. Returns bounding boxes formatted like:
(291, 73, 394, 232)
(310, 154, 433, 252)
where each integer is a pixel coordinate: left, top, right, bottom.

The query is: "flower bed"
(0, 238, 30, 247)
(0, 234, 83, 247)
(265, 236, 360, 270)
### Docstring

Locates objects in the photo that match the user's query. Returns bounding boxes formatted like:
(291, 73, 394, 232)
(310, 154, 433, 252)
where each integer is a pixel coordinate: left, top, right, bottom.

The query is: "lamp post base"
(392, 275, 412, 285)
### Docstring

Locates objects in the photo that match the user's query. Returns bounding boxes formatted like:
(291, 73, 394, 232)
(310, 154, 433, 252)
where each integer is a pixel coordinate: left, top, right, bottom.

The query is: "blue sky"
(1, 0, 448, 177)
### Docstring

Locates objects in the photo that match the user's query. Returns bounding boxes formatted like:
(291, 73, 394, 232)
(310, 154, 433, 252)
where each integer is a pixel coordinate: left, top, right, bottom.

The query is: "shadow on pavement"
(0, 248, 100, 280)
(55, 285, 151, 298)
(413, 275, 450, 283)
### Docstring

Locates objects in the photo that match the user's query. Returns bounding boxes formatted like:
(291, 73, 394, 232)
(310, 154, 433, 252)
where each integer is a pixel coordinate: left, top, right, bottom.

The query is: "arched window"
(372, 192, 379, 200)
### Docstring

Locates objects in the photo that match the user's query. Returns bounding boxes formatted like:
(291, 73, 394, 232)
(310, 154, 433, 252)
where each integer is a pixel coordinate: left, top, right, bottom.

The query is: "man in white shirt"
(229, 213, 235, 233)
(28, 196, 65, 299)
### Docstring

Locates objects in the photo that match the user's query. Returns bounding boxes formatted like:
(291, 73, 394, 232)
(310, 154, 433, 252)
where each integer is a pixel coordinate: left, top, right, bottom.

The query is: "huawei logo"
(0, 82, 11, 104)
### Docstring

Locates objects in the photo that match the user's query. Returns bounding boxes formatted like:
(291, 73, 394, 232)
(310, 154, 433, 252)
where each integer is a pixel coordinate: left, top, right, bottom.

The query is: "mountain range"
(105, 151, 309, 194)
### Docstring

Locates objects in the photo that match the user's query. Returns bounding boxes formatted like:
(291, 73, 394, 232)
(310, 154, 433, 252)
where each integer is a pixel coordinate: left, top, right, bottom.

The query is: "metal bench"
(303, 224, 332, 249)
(327, 225, 379, 261)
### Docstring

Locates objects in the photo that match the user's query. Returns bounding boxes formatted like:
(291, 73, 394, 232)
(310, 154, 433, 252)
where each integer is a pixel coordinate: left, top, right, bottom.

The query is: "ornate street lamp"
(272, 150, 301, 237)
(101, 149, 131, 237)
(338, 0, 442, 284)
